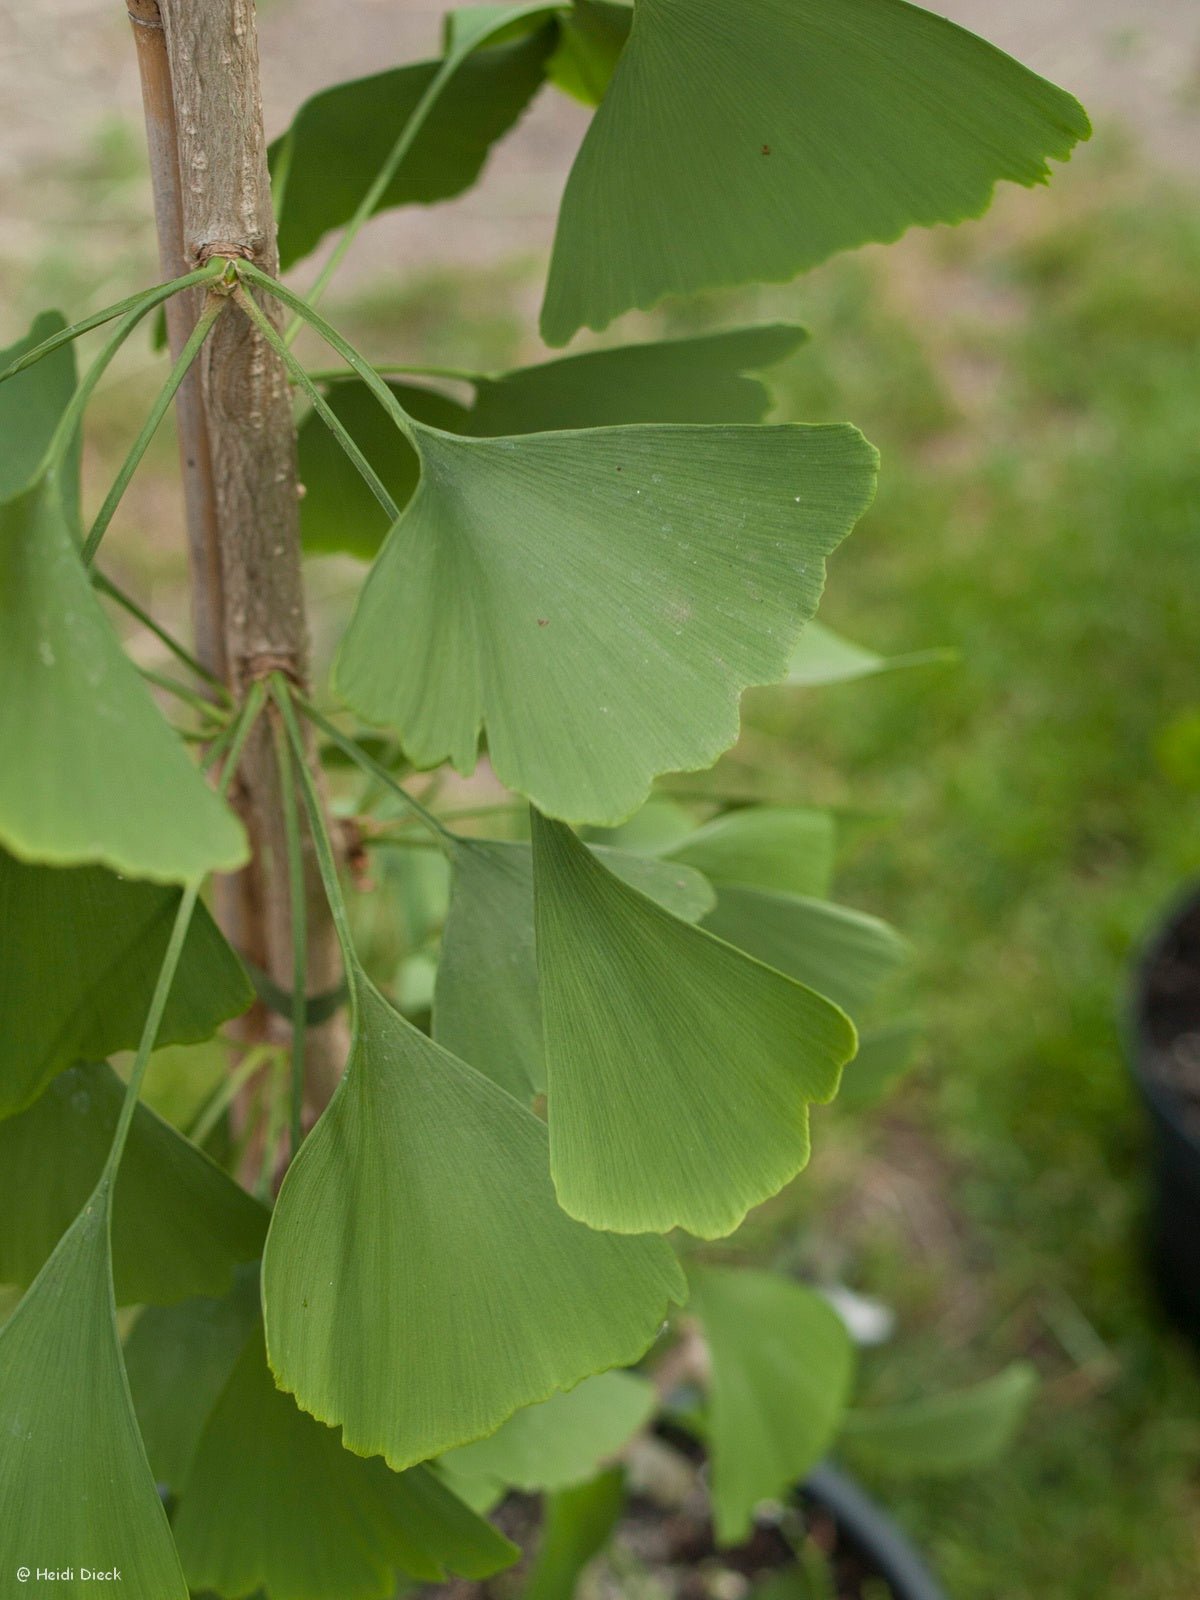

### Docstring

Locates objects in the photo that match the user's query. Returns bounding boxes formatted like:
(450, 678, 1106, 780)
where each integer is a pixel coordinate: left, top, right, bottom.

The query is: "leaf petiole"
(270, 679, 361, 1014)
(270, 691, 310, 1162)
(100, 678, 266, 1191)
(297, 694, 453, 846)
(93, 569, 230, 697)
(238, 261, 420, 446)
(80, 295, 227, 566)
(0, 261, 225, 387)
(233, 286, 400, 524)
(286, 1, 557, 334)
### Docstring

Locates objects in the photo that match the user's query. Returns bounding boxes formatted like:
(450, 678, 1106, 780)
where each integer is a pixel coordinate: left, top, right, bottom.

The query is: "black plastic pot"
(802, 1464, 947, 1600)
(1126, 885, 1200, 1344)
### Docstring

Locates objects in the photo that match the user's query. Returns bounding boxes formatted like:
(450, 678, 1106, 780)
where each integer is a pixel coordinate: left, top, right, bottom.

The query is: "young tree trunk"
(128, 0, 345, 1120)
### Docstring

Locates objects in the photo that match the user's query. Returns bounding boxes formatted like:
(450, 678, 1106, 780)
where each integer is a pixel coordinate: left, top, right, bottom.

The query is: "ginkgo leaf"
(124, 1273, 261, 1492)
(838, 1364, 1037, 1477)
(532, 814, 856, 1238)
(271, 21, 555, 270)
(541, 0, 1090, 343)
(174, 1318, 518, 1599)
(700, 887, 907, 1018)
(0, 848, 252, 1119)
(0, 478, 247, 881)
(0, 1194, 189, 1598)
(689, 1265, 855, 1545)
(787, 620, 953, 686)
(440, 1370, 656, 1494)
(0, 311, 78, 508)
(468, 324, 806, 434)
(263, 968, 685, 1471)
(336, 420, 876, 825)
(547, 0, 632, 105)
(664, 807, 835, 900)
(0, 1062, 267, 1306)
(434, 835, 714, 1100)
(298, 325, 807, 562)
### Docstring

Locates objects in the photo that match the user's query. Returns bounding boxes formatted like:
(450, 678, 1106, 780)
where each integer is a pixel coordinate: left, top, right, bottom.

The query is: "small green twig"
(80, 295, 227, 566)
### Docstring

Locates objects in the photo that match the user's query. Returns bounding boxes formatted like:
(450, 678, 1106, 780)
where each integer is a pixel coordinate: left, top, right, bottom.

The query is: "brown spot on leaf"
(537, 618, 549, 628)
(761, 144, 771, 156)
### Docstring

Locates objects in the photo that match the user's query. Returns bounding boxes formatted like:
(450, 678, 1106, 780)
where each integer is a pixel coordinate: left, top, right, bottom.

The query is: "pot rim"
(803, 1462, 947, 1600)
(1124, 880, 1200, 1159)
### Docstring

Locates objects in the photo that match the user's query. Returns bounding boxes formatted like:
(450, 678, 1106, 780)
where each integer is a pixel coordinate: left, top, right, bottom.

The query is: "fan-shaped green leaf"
(523, 1468, 627, 1600)
(434, 836, 714, 1100)
(541, 0, 1090, 343)
(0, 478, 247, 881)
(547, 0, 632, 105)
(0, 1062, 267, 1305)
(263, 968, 685, 1470)
(299, 326, 807, 561)
(124, 1274, 261, 1491)
(532, 814, 856, 1237)
(469, 324, 806, 434)
(271, 23, 555, 270)
(0, 311, 77, 506)
(701, 887, 907, 1018)
(0, 848, 252, 1119)
(664, 807, 835, 900)
(690, 1265, 855, 1545)
(336, 421, 876, 825)
(838, 1364, 1037, 1477)
(440, 1370, 656, 1494)
(787, 620, 954, 686)
(0, 1195, 188, 1598)
(299, 381, 469, 561)
(174, 1319, 518, 1599)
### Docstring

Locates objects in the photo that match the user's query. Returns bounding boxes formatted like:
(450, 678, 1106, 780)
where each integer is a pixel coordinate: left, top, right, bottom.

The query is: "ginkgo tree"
(0, 0, 1086, 1595)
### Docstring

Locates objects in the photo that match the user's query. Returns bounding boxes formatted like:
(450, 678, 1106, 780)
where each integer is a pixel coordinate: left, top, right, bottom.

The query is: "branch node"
(127, 0, 164, 29)
(241, 652, 303, 690)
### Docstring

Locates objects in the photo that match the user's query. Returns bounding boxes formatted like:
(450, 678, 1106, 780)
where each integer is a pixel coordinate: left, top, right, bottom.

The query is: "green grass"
(694, 147, 1200, 1598)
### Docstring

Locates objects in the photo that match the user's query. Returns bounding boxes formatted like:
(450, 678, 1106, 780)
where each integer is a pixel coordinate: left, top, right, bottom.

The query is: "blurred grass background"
(3, 3, 1200, 1593)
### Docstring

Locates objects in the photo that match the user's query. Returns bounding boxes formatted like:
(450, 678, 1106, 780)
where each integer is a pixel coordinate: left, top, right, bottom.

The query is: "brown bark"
(129, 0, 345, 1117)
(127, 0, 225, 680)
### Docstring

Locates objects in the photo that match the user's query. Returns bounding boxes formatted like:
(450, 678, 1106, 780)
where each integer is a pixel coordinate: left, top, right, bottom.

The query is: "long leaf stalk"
(100, 678, 267, 1193)
(298, 695, 453, 845)
(238, 262, 420, 447)
(94, 569, 230, 698)
(233, 287, 400, 523)
(0, 262, 225, 386)
(271, 682, 360, 1021)
(270, 689, 310, 1161)
(80, 295, 227, 566)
